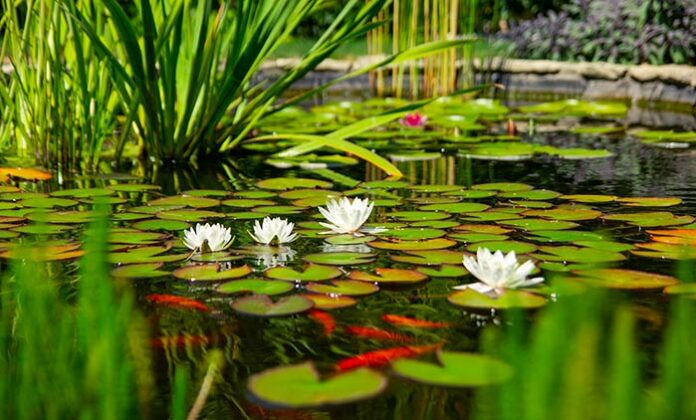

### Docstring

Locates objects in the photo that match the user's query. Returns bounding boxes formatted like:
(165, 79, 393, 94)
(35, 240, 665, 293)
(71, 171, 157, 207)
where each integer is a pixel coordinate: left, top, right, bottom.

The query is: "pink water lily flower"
(399, 112, 428, 128)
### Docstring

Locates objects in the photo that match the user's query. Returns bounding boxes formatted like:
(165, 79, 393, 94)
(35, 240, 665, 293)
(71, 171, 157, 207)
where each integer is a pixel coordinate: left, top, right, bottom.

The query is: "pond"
(1, 97, 695, 418)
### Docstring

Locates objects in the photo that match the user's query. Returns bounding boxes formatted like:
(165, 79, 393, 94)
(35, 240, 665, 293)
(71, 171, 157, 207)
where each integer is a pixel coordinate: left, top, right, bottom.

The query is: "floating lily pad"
(108, 184, 161, 193)
(306, 280, 379, 296)
(157, 209, 225, 222)
(472, 182, 533, 192)
(461, 211, 522, 222)
(256, 178, 332, 190)
(575, 240, 634, 252)
(522, 208, 602, 221)
(409, 184, 464, 193)
(216, 279, 295, 295)
(0, 167, 52, 181)
(109, 245, 188, 264)
(368, 238, 457, 251)
(20, 197, 78, 208)
(535, 246, 625, 263)
(232, 295, 314, 317)
(221, 198, 276, 208)
(499, 189, 561, 200)
(253, 205, 305, 215)
(391, 351, 513, 387)
(149, 196, 220, 208)
(234, 191, 277, 199)
(108, 231, 168, 245)
(113, 213, 152, 221)
(559, 194, 617, 203)
(348, 268, 428, 285)
(0, 242, 83, 261)
(361, 180, 409, 189)
(173, 264, 252, 281)
(526, 230, 606, 242)
(410, 220, 461, 229)
(631, 242, 696, 259)
(381, 228, 445, 241)
(228, 211, 268, 220)
(448, 289, 546, 309)
(26, 211, 95, 224)
(602, 212, 694, 227)
(301, 294, 358, 309)
(388, 211, 451, 222)
(418, 203, 490, 213)
(111, 263, 170, 279)
(12, 224, 73, 234)
(265, 265, 343, 282)
(416, 265, 468, 277)
(191, 252, 243, 263)
(325, 235, 376, 245)
(132, 219, 191, 231)
(51, 188, 114, 198)
(0, 230, 19, 239)
(466, 241, 537, 254)
(507, 200, 554, 209)
(247, 362, 387, 408)
(442, 190, 496, 199)
(616, 197, 682, 207)
(449, 233, 508, 242)
(389, 250, 463, 265)
(304, 253, 376, 265)
(664, 284, 696, 295)
(499, 219, 579, 231)
(573, 269, 678, 289)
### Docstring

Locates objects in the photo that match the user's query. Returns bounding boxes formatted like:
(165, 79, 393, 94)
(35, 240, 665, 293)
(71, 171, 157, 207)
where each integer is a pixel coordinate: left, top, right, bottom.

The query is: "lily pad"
(616, 197, 682, 207)
(216, 279, 295, 295)
(499, 189, 561, 200)
(466, 241, 537, 254)
(173, 264, 252, 281)
(301, 294, 358, 310)
(131, 219, 191, 231)
(534, 246, 625, 263)
(526, 230, 606, 242)
(472, 182, 533, 192)
(26, 211, 95, 224)
(108, 184, 161, 193)
(325, 235, 376, 245)
(20, 197, 78, 208)
(390, 250, 464, 265)
(448, 289, 546, 309)
(522, 208, 602, 221)
(232, 295, 314, 317)
(391, 351, 513, 387)
(499, 219, 579, 231)
(381, 228, 445, 241)
(388, 211, 451, 222)
(51, 188, 114, 198)
(602, 212, 694, 227)
(256, 178, 332, 190)
(111, 263, 170, 279)
(559, 194, 617, 203)
(448, 233, 508, 242)
(348, 268, 428, 285)
(157, 209, 225, 222)
(418, 203, 490, 213)
(12, 224, 73, 234)
(221, 198, 276, 208)
(573, 269, 678, 289)
(304, 253, 376, 266)
(109, 245, 189, 264)
(306, 280, 379, 296)
(247, 362, 387, 408)
(265, 265, 343, 282)
(0, 244, 84, 261)
(367, 238, 457, 251)
(148, 196, 220, 208)
(630, 242, 696, 260)
(416, 265, 468, 278)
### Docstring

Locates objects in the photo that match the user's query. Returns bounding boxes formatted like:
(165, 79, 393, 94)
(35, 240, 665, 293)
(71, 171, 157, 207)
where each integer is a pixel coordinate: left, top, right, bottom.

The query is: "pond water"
(1, 97, 696, 418)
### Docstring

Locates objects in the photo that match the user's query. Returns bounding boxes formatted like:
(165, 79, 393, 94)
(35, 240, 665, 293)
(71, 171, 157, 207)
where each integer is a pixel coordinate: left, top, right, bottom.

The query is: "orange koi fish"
(146, 294, 210, 312)
(336, 343, 443, 371)
(308, 309, 336, 336)
(382, 314, 451, 329)
(344, 325, 413, 343)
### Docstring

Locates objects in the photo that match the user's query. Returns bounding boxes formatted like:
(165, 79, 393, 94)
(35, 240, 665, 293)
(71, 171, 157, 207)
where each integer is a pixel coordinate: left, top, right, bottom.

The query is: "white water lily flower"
(455, 248, 544, 296)
(249, 217, 298, 245)
(182, 223, 234, 253)
(318, 197, 385, 235)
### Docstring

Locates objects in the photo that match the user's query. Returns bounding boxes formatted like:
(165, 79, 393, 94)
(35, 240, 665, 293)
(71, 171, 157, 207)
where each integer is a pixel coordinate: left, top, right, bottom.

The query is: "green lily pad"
(216, 279, 295, 295)
(381, 228, 445, 241)
(265, 265, 343, 282)
(526, 230, 606, 242)
(547, 148, 612, 159)
(26, 211, 95, 224)
(148, 196, 220, 208)
(602, 212, 694, 227)
(113, 213, 152, 221)
(247, 362, 387, 408)
(232, 295, 314, 317)
(173, 264, 252, 281)
(348, 268, 428, 284)
(181, 189, 230, 197)
(325, 235, 376, 245)
(442, 190, 496, 199)
(631, 242, 696, 260)
(499, 189, 561, 200)
(302, 294, 358, 310)
(389, 250, 463, 265)
(534, 246, 625, 263)
(0, 243, 84, 261)
(418, 203, 490, 213)
(472, 182, 533, 192)
(306, 280, 379, 296)
(466, 241, 537, 254)
(410, 220, 461, 229)
(0, 192, 49, 201)
(221, 198, 276, 208)
(449, 233, 508, 242)
(559, 194, 617, 203)
(391, 351, 513, 387)
(664, 284, 696, 295)
(448, 289, 546, 309)
(416, 265, 468, 277)
(191, 252, 243, 263)
(108, 245, 188, 264)
(111, 263, 170, 279)
(157, 209, 225, 222)
(304, 252, 376, 266)
(616, 197, 682, 207)
(499, 219, 579, 231)
(368, 238, 457, 251)
(50, 188, 114, 198)
(108, 231, 168, 245)
(507, 200, 554, 209)
(573, 269, 678, 289)
(131, 219, 191, 231)
(253, 205, 305, 215)
(228, 211, 268, 220)
(108, 184, 161, 193)
(575, 240, 634, 252)
(523, 208, 602, 221)
(361, 180, 409, 189)
(256, 178, 332, 190)
(409, 184, 464, 193)
(388, 211, 451, 222)
(0, 230, 20, 239)
(234, 191, 277, 199)
(12, 224, 73, 234)
(461, 211, 523, 222)
(20, 197, 79, 208)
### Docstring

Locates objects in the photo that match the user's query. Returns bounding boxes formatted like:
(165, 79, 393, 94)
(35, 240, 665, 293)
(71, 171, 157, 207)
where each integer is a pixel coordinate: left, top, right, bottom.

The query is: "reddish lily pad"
(301, 294, 358, 310)
(232, 295, 314, 317)
(306, 280, 379, 296)
(573, 269, 678, 289)
(630, 243, 696, 260)
(265, 265, 343, 282)
(173, 264, 252, 281)
(381, 228, 445, 241)
(348, 268, 428, 285)
(448, 289, 546, 309)
(454, 224, 513, 234)
(216, 279, 295, 295)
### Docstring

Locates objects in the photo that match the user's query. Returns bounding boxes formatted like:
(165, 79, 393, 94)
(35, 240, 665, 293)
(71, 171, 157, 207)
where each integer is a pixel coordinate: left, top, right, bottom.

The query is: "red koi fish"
(382, 314, 451, 329)
(308, 309, 336, 336)
(146, 294, 210, 312)
(344, 325, 413, 343)
(336, 343, 443, 371)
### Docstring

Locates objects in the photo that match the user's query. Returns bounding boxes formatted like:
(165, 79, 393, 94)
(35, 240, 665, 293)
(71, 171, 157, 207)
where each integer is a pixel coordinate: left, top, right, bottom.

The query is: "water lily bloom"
(182, 223, 234, 253)
(455, 248, 544, 296)
(318, 197, 385, 236)
(399, 111, 428, 128)
(249, 217, 298, 245)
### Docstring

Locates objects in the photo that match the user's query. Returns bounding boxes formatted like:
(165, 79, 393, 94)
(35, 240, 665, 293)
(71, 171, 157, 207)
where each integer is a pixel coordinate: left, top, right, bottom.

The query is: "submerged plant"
(249, 217, 298, 245)
(182, 223, 234, 253)
(318, 197, 384, 236)
(456, 248, 545, 296)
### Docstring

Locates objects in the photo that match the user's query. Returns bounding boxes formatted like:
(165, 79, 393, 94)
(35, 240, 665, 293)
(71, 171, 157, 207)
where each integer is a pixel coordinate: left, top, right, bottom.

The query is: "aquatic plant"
(182, 223, 234, 253)
(456, 248, 544, 295)
(399, 111, 429, 127)
(318, 197, 384, 235)
(249, 217, 298, 245)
